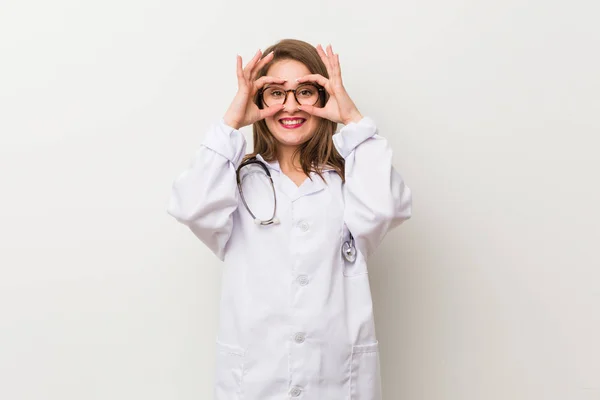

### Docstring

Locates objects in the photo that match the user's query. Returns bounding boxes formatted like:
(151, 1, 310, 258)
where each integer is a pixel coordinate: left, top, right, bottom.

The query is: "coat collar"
(255, 154, 336, 173)
(255, 154, 281, 172)
(254, 154, 333, 201)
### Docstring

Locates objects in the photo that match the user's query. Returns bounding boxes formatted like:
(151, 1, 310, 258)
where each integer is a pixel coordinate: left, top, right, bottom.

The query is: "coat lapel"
(255, 154, 331, 201)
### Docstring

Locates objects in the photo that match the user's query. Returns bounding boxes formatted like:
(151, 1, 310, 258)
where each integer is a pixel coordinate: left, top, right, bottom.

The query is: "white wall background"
(1, 0, 598, 399)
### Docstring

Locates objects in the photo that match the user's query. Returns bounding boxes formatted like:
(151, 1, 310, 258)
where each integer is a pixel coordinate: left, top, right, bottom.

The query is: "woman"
(168, 39, 412, 400)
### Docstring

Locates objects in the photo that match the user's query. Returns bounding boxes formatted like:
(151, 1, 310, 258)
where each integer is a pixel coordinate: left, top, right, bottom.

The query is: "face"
(263, 59, 321, 150)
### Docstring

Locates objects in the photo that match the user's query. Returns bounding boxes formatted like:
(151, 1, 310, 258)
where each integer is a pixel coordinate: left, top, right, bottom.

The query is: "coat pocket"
(349, 342, 382, 400)
(214, 340, 245, 400)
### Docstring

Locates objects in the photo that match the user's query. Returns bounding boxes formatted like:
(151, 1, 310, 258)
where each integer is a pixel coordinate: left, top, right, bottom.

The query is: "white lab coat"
(168, 117, 412, 400)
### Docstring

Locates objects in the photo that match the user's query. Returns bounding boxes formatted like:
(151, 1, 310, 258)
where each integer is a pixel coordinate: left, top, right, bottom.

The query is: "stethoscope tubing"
(236, 157, 356, 262)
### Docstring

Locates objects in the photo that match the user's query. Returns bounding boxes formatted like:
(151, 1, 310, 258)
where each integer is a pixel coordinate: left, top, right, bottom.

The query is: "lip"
(278, 117, 306, 129)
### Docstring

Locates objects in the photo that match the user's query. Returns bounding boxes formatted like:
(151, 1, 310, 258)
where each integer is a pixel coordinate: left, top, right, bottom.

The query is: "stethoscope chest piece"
(342, 236, 357, 263)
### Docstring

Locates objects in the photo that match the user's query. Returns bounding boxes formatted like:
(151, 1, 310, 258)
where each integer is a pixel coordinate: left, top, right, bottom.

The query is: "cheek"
(264, 117, 277, 131)
(307, 119, 320, 134)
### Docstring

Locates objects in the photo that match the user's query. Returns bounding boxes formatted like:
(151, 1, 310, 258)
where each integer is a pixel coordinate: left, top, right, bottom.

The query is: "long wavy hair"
(243, 39, 345, 182)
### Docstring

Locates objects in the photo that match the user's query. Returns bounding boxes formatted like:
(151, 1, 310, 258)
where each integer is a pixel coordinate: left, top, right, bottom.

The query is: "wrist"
(223, 116, 241, 130)
(342, 111, 363, 125)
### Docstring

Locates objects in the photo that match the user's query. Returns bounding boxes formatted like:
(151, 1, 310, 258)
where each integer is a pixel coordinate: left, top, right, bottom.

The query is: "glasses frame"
(259, 83, 326, 108)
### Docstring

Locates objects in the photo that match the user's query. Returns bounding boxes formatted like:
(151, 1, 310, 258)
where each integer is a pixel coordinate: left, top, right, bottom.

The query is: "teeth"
(281, 119, 304, 125)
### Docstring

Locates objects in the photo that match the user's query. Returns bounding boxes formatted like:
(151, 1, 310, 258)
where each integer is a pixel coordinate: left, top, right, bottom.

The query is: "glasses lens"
(262, 86, 286, 107)
(295, 84, 320, 106)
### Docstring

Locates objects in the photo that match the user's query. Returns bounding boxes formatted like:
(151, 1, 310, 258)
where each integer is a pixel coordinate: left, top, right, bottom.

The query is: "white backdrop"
(1, 0, 598, 399)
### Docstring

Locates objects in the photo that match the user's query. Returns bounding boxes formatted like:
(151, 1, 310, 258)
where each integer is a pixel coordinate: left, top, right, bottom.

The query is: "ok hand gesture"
(223, 50, 287, 130)
(296, 44, 363, 125)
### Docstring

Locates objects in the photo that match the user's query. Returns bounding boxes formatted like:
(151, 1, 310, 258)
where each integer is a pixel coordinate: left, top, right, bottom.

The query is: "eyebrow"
(263, 83, 315, 89)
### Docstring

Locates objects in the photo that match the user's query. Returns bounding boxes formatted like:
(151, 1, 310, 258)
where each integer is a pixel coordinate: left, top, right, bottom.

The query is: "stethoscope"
(236, 156, 357, 263)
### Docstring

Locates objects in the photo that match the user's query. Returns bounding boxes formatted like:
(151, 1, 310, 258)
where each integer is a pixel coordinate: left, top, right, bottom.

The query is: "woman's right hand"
(223, 50, 286, 130)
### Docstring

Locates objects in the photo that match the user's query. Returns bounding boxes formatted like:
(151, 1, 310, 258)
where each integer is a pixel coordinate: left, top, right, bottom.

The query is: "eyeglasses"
(260, 83, 325, 107)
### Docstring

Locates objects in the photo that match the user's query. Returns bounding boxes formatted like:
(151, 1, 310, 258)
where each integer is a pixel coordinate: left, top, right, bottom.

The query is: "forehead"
(266, 59, 311, 80)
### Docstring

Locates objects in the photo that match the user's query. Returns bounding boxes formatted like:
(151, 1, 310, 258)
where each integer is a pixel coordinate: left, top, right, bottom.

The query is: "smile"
(279, 118, 306, 129)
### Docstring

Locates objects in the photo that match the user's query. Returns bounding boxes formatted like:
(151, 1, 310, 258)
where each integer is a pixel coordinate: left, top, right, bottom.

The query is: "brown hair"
(243, 39, 345, 182)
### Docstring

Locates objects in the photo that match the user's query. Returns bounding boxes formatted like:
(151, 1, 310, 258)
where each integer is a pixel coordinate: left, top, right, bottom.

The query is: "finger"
(316, 44, 333, 74)
(236, 55, 244, 85)
(316, 44, 328, 60)
(296, 74, 329, 87)
(252, 75, 287, 93)
(297, 104, 328, 119)
(251, 51, 275, 81)
(327, 45, 341, 77)
(332, 53, 339, 71)
(318, 43, 332, 66)
(331, 53, 341, 78)
(258, 103, 286, 120)
(243, 49, 263, 79)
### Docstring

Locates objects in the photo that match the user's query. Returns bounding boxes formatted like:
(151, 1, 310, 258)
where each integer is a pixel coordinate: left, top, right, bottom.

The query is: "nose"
(282, 90, 300, 107)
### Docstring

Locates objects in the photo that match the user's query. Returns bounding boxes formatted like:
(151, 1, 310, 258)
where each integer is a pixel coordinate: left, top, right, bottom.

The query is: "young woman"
(168, 39, 412, 400)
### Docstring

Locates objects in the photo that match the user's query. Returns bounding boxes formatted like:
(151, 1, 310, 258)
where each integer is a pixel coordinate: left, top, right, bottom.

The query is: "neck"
(277, 145, 302, 173)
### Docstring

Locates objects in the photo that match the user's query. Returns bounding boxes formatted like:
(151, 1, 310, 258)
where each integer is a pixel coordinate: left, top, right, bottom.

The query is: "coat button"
(294, 332, 306, 343)
(298, 221, 310, 232)
(289, 386, 303, 397)
(296, 275, 309, 286)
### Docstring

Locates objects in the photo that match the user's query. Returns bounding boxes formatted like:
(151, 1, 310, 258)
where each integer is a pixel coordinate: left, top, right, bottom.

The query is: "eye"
(270, 90, 284, 97)
(297, 86, 316, 97)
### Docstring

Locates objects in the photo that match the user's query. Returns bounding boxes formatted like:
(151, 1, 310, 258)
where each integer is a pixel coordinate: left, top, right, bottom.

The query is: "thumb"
(258, 104, 285, 120)
(297, 104, 328, 119)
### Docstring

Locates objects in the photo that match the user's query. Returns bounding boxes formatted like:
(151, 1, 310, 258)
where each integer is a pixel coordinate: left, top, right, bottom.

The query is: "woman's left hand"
(296, 44, 363, 125)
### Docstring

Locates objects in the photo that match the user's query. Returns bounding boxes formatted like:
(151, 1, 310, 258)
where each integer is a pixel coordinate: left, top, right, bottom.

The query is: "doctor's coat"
(168, 117, 412, 400)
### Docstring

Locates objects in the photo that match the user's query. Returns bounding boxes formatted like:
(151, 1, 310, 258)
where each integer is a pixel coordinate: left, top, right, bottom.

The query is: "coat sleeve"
(167, 119, 246, 261)
(333, 117, 412, 260)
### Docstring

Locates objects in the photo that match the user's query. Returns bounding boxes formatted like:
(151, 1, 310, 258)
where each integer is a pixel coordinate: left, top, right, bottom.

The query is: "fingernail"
(297, 106, 302, 110)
